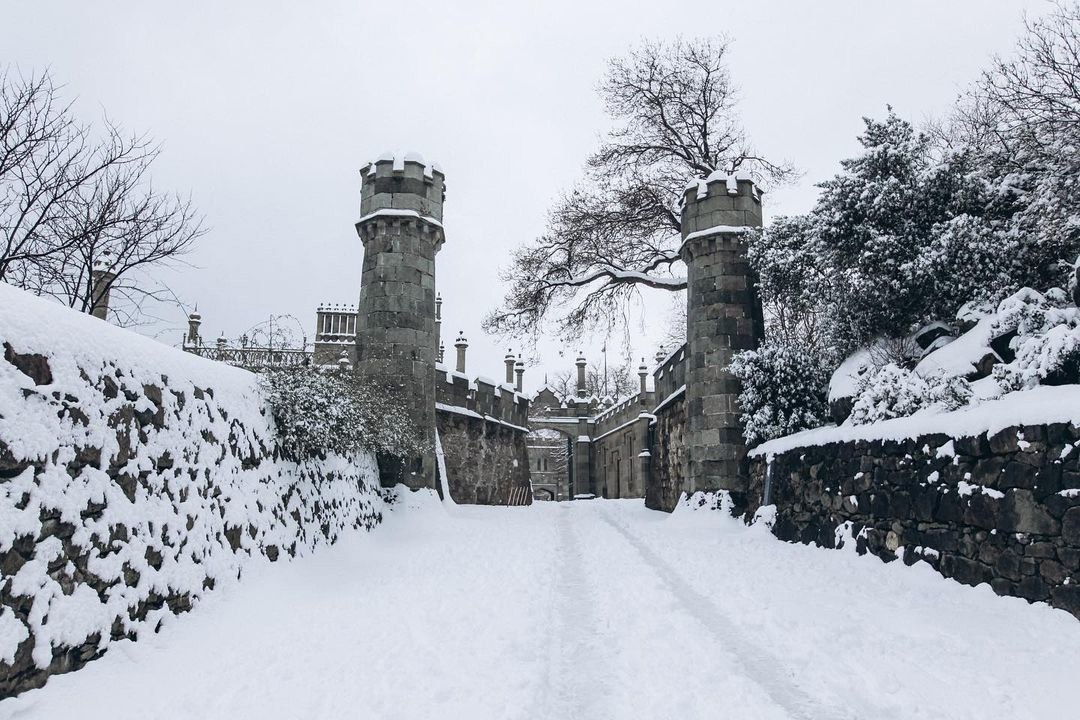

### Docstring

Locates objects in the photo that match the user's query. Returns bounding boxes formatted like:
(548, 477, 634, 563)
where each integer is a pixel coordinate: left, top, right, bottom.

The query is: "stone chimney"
(90, 258, 115, 322)
(576, 352, 587, 398)
(504, 349, 516, 385)
(455, 331, 468, 373)
(515, 356, 525, 393)
(638, 358, 649, 395)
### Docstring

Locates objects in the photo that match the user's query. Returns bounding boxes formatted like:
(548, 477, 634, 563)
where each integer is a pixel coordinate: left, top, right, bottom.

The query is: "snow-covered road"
(3, 495, 1079, 719)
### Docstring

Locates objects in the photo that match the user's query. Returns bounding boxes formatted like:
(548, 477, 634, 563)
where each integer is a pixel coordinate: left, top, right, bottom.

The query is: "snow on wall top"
(363, 151, 443, 178)
(683, 169, 759, 201)
(751, 385, 1080, 460)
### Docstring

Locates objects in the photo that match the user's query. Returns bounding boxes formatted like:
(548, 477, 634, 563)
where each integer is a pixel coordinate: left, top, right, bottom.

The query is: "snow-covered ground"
(3, 496, 1079, 719)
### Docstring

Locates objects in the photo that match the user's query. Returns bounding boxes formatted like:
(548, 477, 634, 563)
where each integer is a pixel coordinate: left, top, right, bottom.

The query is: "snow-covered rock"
(0, 283, 384, 697)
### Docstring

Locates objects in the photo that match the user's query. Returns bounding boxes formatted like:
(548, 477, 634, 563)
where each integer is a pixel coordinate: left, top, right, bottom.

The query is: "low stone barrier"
(748, 421, 1080, 619)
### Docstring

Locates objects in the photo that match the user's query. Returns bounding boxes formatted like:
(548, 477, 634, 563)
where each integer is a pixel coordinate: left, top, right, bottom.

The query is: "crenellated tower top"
(679, 170, 763, 247)
(358, 151, 446, 224)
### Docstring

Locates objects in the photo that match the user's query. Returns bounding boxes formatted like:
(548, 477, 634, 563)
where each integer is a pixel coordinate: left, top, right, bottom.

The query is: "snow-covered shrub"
(728, 344, 830, 445)
(847, 364, 972, 425)
(262, 368, 425, 459)
(990, 287, 1080, 388)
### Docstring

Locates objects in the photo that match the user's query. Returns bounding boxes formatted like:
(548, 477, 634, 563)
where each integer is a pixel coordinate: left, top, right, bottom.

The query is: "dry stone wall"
(0, 287, 384, 698)
(748, 423, 1080, 619)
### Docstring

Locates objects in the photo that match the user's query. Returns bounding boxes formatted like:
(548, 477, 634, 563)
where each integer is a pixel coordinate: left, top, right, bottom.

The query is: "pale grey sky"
(1, 0, 1052, 390)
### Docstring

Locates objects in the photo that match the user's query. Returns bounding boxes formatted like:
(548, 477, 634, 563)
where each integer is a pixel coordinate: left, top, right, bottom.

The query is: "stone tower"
(355, 152, 446, 489)
(679, 172, 765, 498)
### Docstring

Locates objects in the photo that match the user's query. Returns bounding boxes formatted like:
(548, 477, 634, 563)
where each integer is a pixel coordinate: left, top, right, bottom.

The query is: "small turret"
(638, 358, 649, 394)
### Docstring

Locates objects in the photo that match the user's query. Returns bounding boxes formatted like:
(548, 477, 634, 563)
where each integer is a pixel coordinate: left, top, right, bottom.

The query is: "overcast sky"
(2, 0, 1053, 391)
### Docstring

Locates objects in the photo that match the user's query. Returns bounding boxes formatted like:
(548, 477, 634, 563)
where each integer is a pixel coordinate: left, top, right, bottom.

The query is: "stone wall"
(436, 410, 531, 505)
(434, 365, 531, 505)
(748, 423, 1080, 619)
(0, 286, 384, 698)
(646, 390, 688, 513)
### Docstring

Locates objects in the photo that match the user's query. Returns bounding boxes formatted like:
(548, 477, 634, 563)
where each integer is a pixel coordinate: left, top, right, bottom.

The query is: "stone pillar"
(186, 311, 202, 347)
(515, 358, 524, 393)
(679, 173, 764, 497)
(355, 152, 446, 490)
(504, 350, 516, 384)
(574, 416, 591, 498)
(575, 352, 587, 398)
(454, 333, 468, 373)
(435, 292, 443, 358)
(90, 262, 115, 321)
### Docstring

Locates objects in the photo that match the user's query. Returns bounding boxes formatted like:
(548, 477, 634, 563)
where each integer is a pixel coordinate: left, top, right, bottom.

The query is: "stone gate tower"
(679, 173, 765, 498)
(355, 153, 446, 489)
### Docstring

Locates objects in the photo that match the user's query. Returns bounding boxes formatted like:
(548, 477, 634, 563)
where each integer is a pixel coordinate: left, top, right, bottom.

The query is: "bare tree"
(0, 67, 202, 325)
(545, 359, 638, 404)
(484, 37, 795, 342)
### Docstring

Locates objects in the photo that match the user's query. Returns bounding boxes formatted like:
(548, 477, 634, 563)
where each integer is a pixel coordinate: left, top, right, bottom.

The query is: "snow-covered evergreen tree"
(727, 344, 830, 445)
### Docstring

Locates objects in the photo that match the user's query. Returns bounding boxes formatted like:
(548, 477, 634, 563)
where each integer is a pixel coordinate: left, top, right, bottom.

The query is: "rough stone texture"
(436, 412, 531, 505)
(748, 422, 1080, 619)
(355, 157, 445, 490)
(646, 390, 687, 512)
(679, 178, 764, 499)
(0, 350, 383, 699)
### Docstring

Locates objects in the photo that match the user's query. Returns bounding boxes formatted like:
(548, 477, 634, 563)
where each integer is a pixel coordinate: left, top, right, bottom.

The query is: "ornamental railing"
(183, 344, 313, 371)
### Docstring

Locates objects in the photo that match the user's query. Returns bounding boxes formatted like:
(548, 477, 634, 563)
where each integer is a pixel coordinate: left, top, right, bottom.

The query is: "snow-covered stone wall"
(748, 401, 1080, 619)
(0, 285, 384, 698)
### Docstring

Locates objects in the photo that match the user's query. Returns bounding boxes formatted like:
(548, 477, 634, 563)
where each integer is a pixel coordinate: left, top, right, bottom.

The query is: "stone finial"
(435, 292, 443, 320)
(216, 333, 227, 351)
(515, 356, 525, 393)
(655, 346, 666, 366)
(454, 331, 468, 373)
(438, 340, 445, 364)
(505, 349, 516, 384)
(638, 357, 649, 394)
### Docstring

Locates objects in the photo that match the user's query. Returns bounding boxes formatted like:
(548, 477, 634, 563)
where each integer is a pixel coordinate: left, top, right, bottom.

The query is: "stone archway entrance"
(525, 426, 572, 502)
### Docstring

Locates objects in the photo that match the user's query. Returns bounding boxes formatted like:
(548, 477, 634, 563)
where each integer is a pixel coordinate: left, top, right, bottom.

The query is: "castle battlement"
(359, 151, 446, 223)
(679, 170, 763, 239)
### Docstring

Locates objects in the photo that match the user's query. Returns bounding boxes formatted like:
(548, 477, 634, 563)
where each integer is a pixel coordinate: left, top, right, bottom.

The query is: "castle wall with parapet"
(434, 364, 531, 505)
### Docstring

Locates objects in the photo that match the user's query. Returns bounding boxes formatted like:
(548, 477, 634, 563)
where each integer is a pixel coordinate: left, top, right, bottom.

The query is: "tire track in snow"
(533, 505, 609, 720)
(596, 507, 868, 720)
